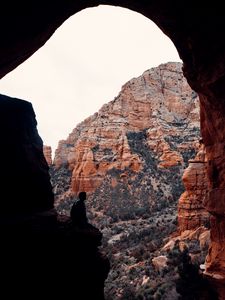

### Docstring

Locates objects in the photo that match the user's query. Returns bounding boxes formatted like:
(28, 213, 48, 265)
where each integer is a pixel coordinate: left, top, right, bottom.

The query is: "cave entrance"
(0, 5, 181, 152)
(0, 1, 225, 298)
(0, 5, 206, 300)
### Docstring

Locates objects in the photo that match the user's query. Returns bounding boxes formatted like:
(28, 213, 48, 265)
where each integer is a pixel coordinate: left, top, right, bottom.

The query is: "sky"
(0, 5, 181, 155)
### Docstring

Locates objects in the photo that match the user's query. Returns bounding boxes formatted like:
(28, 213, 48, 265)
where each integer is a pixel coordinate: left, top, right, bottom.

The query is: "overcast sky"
(0, 5, 181, 154)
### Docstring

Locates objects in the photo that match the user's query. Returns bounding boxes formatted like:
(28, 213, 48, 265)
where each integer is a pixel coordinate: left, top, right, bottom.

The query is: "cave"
(0, 0, 225, 298)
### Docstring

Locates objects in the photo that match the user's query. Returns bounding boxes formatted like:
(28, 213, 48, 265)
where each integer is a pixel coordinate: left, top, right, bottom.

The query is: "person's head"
(78, 191, 86, 201)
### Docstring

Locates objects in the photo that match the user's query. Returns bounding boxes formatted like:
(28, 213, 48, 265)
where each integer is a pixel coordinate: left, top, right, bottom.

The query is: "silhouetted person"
(70, 191, 88, 227)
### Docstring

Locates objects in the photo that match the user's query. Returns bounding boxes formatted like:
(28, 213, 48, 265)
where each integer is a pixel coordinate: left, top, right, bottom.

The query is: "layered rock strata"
(53, 62, 200, 222)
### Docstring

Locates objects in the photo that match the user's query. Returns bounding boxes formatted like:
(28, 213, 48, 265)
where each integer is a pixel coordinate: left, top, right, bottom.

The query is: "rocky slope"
(53, 62, 200, 220)
(49, 62, 211, 299)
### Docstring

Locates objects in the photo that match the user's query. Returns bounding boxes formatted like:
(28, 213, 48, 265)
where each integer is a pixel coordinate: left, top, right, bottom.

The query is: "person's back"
(70, 192, 88, 227)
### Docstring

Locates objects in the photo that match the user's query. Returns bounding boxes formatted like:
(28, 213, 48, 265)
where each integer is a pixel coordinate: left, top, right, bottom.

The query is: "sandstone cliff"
(53, 62, 200, 222)
(50, 62, 223, 299)
(1, 1, 225, 297)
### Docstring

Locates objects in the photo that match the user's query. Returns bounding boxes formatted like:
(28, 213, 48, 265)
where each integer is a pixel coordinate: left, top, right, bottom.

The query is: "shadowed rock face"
(1, 212, 110, 299)
(0, 1, 224, 89)
(0, 94, 54, 213)
(0, 96, 109, 299)
(0, 0, 225, 296)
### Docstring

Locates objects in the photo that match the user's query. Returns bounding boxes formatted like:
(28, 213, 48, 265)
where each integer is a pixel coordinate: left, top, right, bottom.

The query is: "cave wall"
(0, 94, 54, 214)
(0, 0, 225, 296)
(200, 92, 225, 293)
(0, 94, 109, 300)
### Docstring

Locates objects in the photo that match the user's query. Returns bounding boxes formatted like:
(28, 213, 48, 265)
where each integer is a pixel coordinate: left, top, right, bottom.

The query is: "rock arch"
(0, 0, 225, 297)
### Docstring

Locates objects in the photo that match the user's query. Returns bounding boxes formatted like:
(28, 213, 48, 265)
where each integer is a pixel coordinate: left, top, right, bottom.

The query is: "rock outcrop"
(178, 144, 210, 232)
(43, 145, 52, 165)
(0, 94, 54, 213)
(0, 95, 109, 300)
(1, 1, 225, 297)
(53, 62, 200, 222)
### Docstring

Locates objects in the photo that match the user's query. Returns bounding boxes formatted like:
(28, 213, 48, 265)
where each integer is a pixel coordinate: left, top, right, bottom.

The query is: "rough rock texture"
(53, 62, 200, 221)
(43, 145, 52, 165)
(1, 0, 225, 296)
(200, 96, 225, 295)
(152, 255, 168, 271)
(163, 226, 210, 253)
(0, 95, 109, 299)
(0, 94, 54, 213)
(178, 144, 210, 232)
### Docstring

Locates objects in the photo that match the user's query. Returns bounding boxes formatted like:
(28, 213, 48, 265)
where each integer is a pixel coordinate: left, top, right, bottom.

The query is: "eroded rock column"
(178, 144, 209, 232)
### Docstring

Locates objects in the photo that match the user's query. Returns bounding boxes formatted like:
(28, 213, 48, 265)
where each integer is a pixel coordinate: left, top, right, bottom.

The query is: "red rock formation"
(1, 1, 225, 296)
(43, 145, 52, 165)
(54, 62, 200, 199)
(178, 144, 209, 232)
(200, 98, 225, 296)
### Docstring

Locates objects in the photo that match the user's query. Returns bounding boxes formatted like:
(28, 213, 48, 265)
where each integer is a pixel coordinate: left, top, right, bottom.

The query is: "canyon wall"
(0, 0, 225, 296)
(53, 62, 200, 222)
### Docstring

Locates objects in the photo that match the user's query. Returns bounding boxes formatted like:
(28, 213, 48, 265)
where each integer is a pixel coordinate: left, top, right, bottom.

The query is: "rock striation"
(53, 62, 200, 221)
